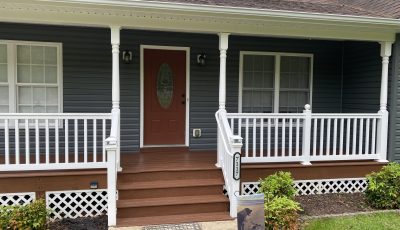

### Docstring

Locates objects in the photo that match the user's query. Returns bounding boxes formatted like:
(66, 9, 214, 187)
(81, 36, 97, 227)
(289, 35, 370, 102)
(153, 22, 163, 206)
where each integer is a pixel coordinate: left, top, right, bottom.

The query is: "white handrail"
(215, 109, 242, 218)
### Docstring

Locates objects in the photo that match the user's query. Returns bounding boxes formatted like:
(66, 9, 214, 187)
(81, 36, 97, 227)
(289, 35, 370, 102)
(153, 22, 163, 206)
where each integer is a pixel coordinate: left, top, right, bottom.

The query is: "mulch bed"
(296, 193, 375, 216)
(48, 215, 107, 230)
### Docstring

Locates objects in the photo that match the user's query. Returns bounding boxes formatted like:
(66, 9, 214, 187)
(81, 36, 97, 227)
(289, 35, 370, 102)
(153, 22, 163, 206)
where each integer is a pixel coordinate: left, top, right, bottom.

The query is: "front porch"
(0, 20, 396, 226)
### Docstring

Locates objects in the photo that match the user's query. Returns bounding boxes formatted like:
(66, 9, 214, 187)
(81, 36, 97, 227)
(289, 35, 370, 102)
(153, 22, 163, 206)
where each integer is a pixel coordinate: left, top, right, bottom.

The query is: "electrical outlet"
(193, 129, 202, 138)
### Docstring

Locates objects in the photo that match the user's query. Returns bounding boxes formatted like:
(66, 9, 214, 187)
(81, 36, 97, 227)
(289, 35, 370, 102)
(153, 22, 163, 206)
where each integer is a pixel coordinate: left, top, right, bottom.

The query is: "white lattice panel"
(46, 189, 107, 220)
(0, 192, 35, 206)
(241, 178, 367, 196)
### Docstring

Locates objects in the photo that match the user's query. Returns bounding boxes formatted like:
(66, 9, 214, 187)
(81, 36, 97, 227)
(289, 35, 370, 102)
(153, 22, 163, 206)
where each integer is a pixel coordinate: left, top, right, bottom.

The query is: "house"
(0, 0, 400, 227)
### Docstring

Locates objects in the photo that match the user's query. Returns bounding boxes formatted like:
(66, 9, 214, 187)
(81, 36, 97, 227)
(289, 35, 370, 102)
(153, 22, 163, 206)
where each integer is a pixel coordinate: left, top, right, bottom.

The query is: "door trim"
(140, 45, 190, 148)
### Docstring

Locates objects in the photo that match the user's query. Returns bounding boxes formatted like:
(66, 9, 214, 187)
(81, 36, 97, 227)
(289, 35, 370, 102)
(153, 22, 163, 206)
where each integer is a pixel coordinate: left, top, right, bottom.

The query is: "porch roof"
(0, 0, 399, 42)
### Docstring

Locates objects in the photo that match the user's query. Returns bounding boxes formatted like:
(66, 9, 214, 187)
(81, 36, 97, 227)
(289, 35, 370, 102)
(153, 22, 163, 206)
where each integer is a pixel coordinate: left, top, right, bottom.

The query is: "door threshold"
(142, 144, 187, 148)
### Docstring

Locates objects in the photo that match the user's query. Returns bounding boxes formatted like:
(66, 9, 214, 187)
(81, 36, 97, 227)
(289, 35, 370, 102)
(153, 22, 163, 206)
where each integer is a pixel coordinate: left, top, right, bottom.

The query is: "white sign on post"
(233, 152, 241, 180)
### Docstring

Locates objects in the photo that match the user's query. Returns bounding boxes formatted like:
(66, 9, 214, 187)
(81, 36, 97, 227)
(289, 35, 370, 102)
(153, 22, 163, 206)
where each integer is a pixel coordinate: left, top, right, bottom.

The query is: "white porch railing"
(0, 113, 112, 171)
(215, 109, 242, 218)
(225, 105, 385, 164)
(0, 110, 120, 226)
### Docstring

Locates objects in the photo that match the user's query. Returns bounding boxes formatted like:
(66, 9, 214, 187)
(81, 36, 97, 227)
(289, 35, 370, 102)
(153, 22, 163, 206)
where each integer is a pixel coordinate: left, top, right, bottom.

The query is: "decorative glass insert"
(156, 63, 174, 109)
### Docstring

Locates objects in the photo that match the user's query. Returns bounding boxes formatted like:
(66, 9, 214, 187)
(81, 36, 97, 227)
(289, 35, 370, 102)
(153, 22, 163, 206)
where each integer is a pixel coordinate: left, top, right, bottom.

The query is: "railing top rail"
(106, 109, 120, 146)
(0, 113, 112, 119)
(311, 113, 382, 118)
(226, 113, 304, 118)
(216, 110, 236, 157)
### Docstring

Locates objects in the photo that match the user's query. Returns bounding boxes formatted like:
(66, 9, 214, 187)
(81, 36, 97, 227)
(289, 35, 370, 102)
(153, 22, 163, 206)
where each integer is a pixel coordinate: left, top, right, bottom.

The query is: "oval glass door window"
(156, 63, 174, 109)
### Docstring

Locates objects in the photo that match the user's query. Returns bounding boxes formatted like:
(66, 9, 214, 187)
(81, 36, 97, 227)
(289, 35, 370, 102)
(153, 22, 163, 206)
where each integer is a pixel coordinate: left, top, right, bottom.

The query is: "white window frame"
(0, 40, 63, 115)
(238, 51, 313, 113)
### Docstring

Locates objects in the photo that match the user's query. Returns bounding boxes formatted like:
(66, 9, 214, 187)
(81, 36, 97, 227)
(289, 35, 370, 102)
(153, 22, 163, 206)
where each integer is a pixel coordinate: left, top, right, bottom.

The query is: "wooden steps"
(116, 150, 230, 226)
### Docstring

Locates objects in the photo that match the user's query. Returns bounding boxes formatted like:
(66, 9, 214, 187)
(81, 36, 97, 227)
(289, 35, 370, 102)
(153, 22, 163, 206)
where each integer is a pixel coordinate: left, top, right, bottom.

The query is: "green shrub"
(265, 196, 302, 230)
(0, 199, 49, 230)
(259, 171, 296, 200)
(259, 171, 301, 230)
(365, 162, 400, 209)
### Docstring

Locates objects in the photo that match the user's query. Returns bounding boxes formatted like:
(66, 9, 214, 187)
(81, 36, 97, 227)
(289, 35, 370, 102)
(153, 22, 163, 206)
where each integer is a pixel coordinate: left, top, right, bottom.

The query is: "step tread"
(117, 212, 232, 227)
(118, 178, 224, 190)
(117, 194, 229, 208)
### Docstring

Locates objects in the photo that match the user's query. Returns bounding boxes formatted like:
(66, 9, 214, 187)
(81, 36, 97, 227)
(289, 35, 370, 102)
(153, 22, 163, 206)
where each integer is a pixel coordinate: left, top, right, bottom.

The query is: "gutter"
(38, 0, 400, 27)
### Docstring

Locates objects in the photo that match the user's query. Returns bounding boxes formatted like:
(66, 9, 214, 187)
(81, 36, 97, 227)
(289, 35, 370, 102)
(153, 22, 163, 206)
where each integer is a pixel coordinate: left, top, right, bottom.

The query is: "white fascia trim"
(40, 0, 400, 27)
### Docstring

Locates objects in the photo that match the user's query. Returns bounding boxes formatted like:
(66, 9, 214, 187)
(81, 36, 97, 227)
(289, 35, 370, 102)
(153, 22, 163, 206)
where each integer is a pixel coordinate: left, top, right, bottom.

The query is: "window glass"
(242, 55, 275, 113)
(241, 53, 311, 113)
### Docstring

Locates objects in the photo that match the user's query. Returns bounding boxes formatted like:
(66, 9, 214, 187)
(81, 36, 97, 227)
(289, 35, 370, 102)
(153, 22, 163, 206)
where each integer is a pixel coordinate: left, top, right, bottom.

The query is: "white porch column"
(216, 33, 229, 167)
(377, 41, 392, 162)
(110, 26, 121, 170)
(111, 26, 121, 110)
(218, 33, 229, 110)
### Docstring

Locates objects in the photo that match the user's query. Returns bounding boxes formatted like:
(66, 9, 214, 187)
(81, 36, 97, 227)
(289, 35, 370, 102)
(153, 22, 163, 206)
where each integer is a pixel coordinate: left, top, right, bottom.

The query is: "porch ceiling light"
(122, 50, 133, 64)
(197, 53, 206, 66)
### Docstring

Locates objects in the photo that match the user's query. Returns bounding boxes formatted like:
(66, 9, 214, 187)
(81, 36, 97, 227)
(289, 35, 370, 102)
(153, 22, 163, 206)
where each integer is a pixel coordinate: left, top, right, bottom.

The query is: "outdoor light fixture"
(122, 50, 133, 64)
(197, 53, 206, 66)
(90, 181, 98, 189)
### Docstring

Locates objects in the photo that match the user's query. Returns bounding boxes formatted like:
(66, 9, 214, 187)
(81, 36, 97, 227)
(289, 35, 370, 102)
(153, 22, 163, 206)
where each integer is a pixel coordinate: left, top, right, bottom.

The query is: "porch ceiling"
(0, 0, 399, 42)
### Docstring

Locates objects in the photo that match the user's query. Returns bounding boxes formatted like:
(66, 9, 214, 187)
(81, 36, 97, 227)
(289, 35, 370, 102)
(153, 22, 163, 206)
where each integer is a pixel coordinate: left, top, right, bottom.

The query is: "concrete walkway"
(110, 220, 237, 230)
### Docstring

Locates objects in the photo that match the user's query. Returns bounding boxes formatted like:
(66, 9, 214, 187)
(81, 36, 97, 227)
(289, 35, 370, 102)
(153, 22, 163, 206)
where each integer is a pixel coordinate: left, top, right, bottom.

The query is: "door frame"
(140, 45, 190, 148)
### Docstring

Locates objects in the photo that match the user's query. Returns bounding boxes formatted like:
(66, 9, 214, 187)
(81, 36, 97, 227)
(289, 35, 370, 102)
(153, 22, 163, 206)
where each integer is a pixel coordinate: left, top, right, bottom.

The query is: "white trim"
(0, 40, 63, 119)
(238, 51, 314, 113)
(140, 45, 190, 148)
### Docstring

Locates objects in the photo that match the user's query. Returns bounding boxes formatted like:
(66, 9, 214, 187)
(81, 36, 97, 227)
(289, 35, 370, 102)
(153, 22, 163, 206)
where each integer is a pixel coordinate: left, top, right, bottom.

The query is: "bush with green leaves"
(365, 162, 400, 209)
(259, 171, 301, 230)
(0, 199, 49, 230)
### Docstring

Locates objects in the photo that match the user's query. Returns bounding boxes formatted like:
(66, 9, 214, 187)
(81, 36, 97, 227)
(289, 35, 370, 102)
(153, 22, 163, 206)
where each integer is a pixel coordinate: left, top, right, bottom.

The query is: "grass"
(304, 212, 400, 230)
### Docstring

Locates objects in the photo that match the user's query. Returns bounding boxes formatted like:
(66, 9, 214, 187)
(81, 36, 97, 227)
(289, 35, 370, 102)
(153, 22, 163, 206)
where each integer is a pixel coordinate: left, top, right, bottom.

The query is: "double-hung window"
(0, 41, 62, 114)
(239, 51, 312, 113)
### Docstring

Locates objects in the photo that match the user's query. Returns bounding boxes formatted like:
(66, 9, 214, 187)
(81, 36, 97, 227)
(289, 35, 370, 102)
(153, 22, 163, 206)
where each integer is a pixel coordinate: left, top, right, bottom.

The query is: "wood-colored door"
(143, 49, 187, 146)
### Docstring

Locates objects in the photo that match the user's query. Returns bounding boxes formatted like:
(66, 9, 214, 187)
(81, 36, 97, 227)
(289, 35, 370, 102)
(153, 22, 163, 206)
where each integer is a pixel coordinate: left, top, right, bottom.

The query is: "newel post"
(301, 104, 312, 165)
(376, 41, 392, 162)
(105, 139, 117, 226)
(110, 26, 121, 170)
(229, 135, 242, 218)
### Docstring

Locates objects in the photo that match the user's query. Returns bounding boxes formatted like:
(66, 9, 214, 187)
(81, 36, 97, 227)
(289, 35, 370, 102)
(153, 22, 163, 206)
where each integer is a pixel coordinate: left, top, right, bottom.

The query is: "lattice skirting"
(46, 189, 108, 220)
(0, 192, 35, 206)
(241, 178, 367, 196)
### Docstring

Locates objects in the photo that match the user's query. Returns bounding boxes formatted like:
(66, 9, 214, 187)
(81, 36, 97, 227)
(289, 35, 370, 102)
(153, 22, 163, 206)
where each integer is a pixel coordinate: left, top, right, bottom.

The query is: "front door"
(143, 48, 187, 146)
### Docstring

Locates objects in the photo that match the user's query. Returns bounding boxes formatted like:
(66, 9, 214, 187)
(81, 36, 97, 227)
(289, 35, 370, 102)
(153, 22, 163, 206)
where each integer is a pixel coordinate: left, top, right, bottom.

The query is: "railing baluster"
(35, 119, 39, 164)
(65, 119, 69, 163)
(346, 119, 351, 155)
(296, 118, 300, 156)
(74, 119, 78, 163)
(319, 119, 324, 156)
(358, 118, 364, 155)
(274, 118, 278, 157)
(102, 119, 106, 162)
(25, 119, 29, 164)
(333, 118, 337, 155)
(230, 118, 234, 135)
(289, 118, 292, 156)
(365, 118, 370, 155)
(93, 119, 97, 163)
(5, 119, 9, 165)
(352, 118, 358, 155)
(282, 118, 286, 156)
(313, 118, 317, 156)
(260, 118, 263, 157)
(372, 118, 377, 155)
(245, 118, 249, 157)
(253, 118, 256, 157)
(267, 118, 271, 157)
(326, 119, 331, 155)
(45, 119, 49, 164)
(15, 119, 19, 164)
(339, 118, 344, 155)
(84, 119, 87, 163)
(55, 119, 59, 163)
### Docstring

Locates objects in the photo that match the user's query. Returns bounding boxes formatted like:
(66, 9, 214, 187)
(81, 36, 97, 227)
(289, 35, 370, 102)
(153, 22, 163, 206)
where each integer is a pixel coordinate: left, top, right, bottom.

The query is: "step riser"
(117, 203, 229, 218)
(119, 170, 222, 182)
(118, 185, 224, 199)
